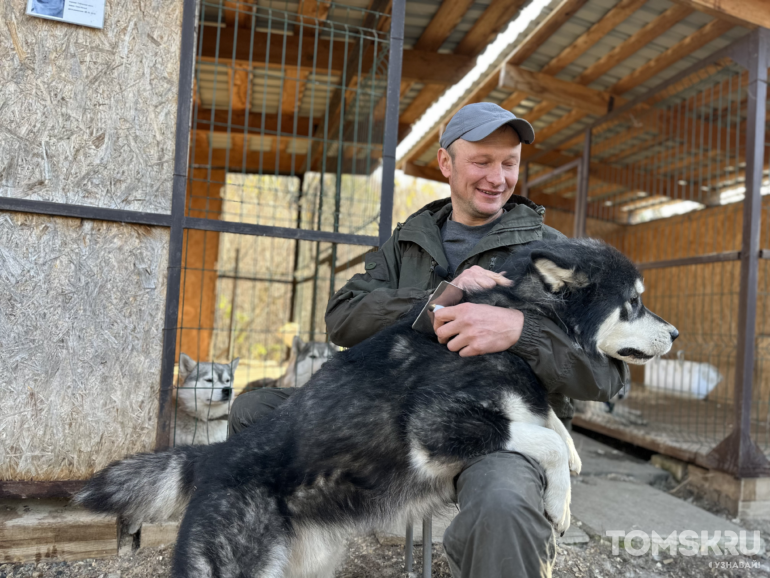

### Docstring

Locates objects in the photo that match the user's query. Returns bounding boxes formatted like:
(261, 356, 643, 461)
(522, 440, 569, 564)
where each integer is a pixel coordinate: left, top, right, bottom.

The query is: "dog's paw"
(544, 478, 571, 535)
(567, 442, 582, 476)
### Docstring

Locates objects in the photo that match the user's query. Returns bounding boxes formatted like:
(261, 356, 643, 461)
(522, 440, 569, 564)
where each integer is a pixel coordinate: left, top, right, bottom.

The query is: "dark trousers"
(228, 388, 556, 578)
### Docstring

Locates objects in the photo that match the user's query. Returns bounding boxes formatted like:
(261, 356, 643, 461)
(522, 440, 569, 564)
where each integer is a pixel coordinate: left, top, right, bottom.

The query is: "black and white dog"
(76, 239, 677, 578)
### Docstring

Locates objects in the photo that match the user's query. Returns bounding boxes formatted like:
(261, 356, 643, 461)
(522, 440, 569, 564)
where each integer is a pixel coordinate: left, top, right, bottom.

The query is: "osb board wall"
(0, 0, 184, 213)
(0, 213, 168, 481)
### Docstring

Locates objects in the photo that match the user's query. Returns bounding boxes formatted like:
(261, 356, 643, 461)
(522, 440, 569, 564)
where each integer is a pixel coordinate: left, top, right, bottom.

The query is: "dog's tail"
(74, 445, 206, 533)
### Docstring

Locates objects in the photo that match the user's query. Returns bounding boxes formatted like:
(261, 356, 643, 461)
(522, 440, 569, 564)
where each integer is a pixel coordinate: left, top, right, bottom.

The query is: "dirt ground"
(2, 530, 768, 578)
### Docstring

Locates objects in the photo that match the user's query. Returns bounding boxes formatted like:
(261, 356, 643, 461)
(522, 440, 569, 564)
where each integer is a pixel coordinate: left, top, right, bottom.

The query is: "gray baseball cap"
(439, 102, 535, 149)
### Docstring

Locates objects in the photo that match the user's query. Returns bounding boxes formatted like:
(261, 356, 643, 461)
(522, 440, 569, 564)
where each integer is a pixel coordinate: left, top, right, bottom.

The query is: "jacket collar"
(397, 196, 546, 268)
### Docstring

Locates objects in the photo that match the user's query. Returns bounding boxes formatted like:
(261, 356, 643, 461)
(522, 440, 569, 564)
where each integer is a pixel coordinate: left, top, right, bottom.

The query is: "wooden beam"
(609, 18, 734, 96)
(400, 84, 447, 125)
(228, 69, 250, 111)
(520, 0, 677, 124)
(403, 162, 447, 183)
(529, 18, 735, 147)
(295, 0, 331, 30)
(500, 65, 622, 116)
(199, 29, 472, 84)
(414, 0, 477, 52)
(401, 0, 589, 163)
(670, 0, 764, 30)
(541, 0, 647, 76)
(194, 109, 316, 136)
(455, 0, 530, 56)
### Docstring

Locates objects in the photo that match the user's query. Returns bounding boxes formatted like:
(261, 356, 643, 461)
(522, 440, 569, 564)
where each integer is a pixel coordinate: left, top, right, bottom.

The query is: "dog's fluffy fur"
(243, 337, 339, 392)
(172, 354, 239, 446)
(77, 239, 677, 578)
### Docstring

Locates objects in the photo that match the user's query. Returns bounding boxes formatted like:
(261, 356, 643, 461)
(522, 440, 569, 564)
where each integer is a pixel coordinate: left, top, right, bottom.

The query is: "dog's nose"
(670, 328, 679, 342)
(221, 387, 232, 400)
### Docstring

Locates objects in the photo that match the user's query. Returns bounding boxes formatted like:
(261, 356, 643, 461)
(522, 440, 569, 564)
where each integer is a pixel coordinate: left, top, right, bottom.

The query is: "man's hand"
(433, 303, 524, 357)
(451, 265, 512, 293)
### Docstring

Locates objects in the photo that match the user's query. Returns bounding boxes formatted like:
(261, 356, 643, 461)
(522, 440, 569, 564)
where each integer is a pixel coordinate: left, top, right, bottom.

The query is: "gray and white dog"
(242, 336, 339, 392)
(172, 354, 239, 446)
(77, 239, 677, 578)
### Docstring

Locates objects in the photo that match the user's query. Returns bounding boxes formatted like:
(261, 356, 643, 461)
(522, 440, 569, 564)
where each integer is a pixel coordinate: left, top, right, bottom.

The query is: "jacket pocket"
(364, 250, 390, 282)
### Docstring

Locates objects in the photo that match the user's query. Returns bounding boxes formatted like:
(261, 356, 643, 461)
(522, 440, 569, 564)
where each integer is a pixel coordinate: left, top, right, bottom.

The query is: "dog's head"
(282, 336, 339, 387)
(515, 239, 678, 365)
(176, 353, 240, 420)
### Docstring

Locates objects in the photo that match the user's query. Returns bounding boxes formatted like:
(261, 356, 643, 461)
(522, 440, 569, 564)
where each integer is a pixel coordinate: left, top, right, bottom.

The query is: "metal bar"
(156, 0, 198, 450)
(378, 0, 405, 247)
(405, 522, 414, 573)
(226, 249, 240, 361)
(0, 480, 86, 499)
(636, 251, 741, 270)
(218, 274, 293, 284)
(760, 249, 770, 260)
(707, 28, 770, 478)
(526, 32, 753, 167)
(422, 515, 432, 578)
(184, 217, 378, 246)
(574, 130, 591, 238)
(526, 159, 580, 190)
(0, 197, 173, 227)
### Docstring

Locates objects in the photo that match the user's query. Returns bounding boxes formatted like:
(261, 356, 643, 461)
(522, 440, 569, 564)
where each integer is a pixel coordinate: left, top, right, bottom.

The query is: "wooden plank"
(670, 0, 764, 30)
(523, 4, 694, 126)
(574, 5, 694, 86)
(0, 480, 84, 499)
(541, 0, 647, 76)
(455, 0, 530, 56)
(500, 65, 622, 116)
(530, 18, 735, 147)
(0, 500, 117, 563)
(400, 84, 446, 125)
(403, 162, 446, 183)
(194, 109, 315, 136)
(610, 18, 735, 96)
(295, 0, 331, 29)
(400, 0, 590, 162)
(199, 30, 471, 84)
(414, 0, 477, 52)
(228, 69, 250, 111)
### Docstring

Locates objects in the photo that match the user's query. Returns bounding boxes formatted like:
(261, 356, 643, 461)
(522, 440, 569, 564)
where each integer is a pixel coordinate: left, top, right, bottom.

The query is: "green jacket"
(324, 196, 629, 419)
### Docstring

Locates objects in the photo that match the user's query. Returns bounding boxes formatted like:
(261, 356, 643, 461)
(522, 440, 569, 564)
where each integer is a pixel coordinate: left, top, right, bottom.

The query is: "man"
(230, 102, 628, 577)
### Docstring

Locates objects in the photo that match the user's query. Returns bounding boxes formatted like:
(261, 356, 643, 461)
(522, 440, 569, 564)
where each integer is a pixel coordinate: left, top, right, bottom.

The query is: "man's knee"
(228, 388, 294, 436)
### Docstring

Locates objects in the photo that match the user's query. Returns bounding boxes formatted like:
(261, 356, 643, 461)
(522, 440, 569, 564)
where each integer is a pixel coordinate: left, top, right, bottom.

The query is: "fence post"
(156, 0, 198, 450)
(378, 0, 405, 247)
(574, 129, 591, 238)
(707, 27, 770, 478)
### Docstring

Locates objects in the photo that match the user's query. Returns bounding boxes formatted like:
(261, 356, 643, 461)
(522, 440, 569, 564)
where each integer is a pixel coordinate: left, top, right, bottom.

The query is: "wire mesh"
(170, 0, 390, 445)
(555, 60, 770, 461)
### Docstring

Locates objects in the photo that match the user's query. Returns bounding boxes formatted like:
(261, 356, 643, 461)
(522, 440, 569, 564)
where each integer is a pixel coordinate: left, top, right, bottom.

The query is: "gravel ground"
(2, 531, 768, 578)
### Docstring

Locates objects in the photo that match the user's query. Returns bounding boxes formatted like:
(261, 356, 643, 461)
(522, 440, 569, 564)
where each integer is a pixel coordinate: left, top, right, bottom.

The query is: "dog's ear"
(291, 335, 304, 354)
(531, 250, 587, 292)
(178, 353, 197, 378)
(230, 357, 240, 373)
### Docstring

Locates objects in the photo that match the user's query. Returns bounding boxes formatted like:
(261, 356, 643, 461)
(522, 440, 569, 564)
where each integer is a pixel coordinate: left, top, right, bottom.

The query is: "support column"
(707, 28, 770, 478)
(574, 129, 591, 238)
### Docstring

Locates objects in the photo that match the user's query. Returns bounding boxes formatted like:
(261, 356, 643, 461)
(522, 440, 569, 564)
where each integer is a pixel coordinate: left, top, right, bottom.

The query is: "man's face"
(437, 126, 522, 226)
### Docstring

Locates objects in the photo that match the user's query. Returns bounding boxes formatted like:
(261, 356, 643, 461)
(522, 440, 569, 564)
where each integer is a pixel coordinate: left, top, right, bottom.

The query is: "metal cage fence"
(167, 0, 403, 447)
(521, 28, 770, 478)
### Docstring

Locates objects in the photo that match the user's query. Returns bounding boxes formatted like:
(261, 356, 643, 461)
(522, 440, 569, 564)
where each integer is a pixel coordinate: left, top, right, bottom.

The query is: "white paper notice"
(27, 0, 105, 29)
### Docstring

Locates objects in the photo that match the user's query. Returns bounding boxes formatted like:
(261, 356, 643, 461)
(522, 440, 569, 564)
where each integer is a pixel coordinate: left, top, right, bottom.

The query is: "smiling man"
(324, 102, 628, 578)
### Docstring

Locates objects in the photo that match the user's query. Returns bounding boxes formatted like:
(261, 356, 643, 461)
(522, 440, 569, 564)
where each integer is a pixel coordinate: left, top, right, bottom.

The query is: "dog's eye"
(205, 378, 213, 383)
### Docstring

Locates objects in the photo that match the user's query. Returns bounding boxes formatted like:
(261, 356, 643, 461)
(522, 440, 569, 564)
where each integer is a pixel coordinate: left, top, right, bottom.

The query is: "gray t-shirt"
(440, 211, 504, 275)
